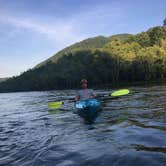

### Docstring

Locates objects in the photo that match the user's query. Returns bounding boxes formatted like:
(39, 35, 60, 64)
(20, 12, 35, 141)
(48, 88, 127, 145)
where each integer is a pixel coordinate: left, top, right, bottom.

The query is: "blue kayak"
(75, 99, 101, 123)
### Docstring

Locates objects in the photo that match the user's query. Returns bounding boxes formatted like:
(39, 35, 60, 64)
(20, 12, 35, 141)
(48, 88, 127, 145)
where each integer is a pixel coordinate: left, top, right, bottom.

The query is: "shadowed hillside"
(36, 34, 132, 68)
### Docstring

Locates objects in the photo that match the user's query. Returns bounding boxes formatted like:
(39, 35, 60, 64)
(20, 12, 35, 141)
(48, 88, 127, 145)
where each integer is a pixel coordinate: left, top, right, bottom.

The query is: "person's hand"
(89, 95, 95, 99)
(74, 97, 78, 102)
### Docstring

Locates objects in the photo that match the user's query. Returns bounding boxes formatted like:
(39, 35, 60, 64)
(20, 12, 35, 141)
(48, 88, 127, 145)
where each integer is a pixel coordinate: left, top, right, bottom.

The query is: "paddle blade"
(48, 101, 63, 109)
(110, 89, 129, 97)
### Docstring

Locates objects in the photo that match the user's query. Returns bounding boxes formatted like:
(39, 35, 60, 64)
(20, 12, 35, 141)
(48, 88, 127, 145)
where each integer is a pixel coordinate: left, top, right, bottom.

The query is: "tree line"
(0, 26, 166, 92)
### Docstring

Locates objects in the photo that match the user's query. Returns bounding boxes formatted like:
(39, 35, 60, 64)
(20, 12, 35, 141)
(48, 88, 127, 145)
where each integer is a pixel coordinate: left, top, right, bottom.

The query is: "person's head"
(80, 79, 88, 89)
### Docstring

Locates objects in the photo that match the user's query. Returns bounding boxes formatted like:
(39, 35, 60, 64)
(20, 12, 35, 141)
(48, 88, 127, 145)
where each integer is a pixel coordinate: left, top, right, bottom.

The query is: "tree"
(163, 18, 166, 27)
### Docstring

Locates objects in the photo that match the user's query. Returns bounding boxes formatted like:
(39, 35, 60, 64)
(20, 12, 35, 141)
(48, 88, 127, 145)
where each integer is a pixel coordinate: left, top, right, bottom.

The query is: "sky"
(0, 0, 165, 78)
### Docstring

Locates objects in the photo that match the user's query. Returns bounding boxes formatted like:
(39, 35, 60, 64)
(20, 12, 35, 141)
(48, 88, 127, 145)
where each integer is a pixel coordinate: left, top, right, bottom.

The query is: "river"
(0, 86, 166, 166)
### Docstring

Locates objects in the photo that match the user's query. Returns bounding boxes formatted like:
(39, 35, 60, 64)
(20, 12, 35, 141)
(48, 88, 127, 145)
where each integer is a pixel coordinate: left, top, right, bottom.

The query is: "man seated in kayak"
(75, 79, 95, 101)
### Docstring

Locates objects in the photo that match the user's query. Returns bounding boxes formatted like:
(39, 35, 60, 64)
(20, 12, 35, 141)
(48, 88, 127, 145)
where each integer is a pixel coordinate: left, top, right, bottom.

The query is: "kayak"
(75, 98, 101, 123)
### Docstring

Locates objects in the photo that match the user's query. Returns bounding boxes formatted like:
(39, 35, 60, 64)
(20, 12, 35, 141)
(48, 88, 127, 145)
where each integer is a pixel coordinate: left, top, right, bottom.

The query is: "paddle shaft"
(48, 89, 129, 109)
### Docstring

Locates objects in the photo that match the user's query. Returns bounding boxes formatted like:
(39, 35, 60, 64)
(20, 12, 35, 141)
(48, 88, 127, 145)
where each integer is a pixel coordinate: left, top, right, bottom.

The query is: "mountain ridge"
(36, 34, 132, 68)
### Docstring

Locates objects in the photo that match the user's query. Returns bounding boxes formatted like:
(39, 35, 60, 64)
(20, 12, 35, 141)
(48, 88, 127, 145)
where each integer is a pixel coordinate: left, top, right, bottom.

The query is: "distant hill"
(36, 34, 132, 68)
(0, 26, 166, 93)
(0, 78, 9, 82)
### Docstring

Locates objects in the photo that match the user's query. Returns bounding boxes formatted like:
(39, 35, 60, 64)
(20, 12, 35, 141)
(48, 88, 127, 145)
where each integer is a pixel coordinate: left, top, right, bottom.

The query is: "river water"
(0, 86, 166, 166)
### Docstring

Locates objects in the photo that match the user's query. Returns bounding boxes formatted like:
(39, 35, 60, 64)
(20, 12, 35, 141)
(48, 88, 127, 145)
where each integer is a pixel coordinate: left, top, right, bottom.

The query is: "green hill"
(36, 34, 132, 68)
(0, 26, 166, 93)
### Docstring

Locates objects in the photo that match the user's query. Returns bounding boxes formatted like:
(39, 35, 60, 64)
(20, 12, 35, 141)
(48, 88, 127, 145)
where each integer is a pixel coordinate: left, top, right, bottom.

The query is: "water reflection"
(132, 144, 166, 153)
(128, 119, 166, 131)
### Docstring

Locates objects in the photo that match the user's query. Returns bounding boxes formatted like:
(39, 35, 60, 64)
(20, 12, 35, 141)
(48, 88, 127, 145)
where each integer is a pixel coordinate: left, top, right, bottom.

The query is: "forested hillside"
(0, 26, 166, 92)
(36, 34, 132, 67)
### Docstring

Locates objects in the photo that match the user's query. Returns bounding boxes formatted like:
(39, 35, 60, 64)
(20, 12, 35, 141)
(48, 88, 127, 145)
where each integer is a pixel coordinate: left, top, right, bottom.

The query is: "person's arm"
(75, 96, 79, 101)
(75, 91, 80, 101)
(90, 89, 96, 98)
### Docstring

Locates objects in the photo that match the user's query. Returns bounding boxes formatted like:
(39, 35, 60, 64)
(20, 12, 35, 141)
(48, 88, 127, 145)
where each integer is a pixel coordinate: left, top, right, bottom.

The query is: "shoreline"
(0, 80, 165, 94)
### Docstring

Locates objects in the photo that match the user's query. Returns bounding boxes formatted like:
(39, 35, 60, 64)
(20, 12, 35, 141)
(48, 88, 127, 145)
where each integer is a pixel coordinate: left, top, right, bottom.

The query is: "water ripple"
(0, 86, 166, 166)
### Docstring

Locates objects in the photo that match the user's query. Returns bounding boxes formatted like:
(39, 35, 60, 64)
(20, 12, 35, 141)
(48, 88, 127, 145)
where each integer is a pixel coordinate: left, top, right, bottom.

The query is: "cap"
(80, 79, 88, 84)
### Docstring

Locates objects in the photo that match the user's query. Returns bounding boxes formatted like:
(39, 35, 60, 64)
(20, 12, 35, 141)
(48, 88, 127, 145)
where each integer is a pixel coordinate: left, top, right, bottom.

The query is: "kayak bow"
(75, 98, 101, 123)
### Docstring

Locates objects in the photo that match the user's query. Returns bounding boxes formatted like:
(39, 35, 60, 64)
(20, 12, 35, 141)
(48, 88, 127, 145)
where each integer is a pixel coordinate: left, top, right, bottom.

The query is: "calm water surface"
(0, 86, 166, 166)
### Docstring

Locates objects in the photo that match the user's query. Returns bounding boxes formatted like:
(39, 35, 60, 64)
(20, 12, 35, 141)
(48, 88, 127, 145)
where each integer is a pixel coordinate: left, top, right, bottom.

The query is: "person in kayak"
(75, 79, 95, 101)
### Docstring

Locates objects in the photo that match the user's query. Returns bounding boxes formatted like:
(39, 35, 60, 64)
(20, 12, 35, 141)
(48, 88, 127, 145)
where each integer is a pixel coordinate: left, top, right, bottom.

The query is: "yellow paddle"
(110, 89, 130, 97)
(48, 101, 64, 109)
(48, 89, 130, 109)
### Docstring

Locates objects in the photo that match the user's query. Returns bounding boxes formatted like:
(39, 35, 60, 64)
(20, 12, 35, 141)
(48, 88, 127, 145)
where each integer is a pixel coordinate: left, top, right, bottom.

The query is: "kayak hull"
(75, 99, 101, 123)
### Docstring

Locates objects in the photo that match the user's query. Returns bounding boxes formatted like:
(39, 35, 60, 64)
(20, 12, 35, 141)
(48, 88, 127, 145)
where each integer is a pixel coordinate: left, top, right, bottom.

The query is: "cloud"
(68, 2, 128, 36)
(0, 1, 127, 44)
(0, 12, 84, 44)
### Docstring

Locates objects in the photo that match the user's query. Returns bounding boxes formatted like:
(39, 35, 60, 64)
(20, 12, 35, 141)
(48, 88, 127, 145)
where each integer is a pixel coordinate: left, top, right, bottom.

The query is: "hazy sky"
(0, 0, 165, 77)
